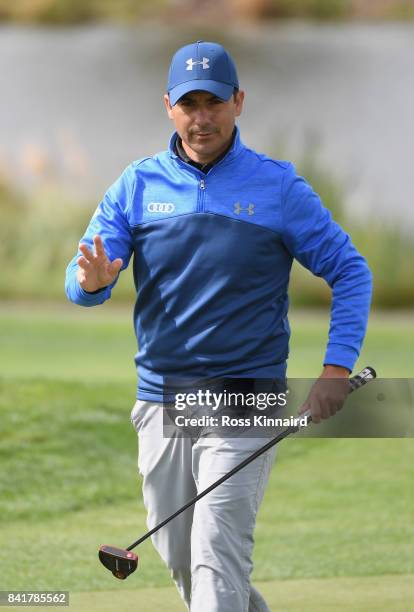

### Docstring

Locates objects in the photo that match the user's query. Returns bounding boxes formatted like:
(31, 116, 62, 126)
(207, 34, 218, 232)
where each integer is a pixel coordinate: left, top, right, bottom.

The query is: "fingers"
(77, 255, 90, 270)
(312, 397, 344, 423)
(297, 402, 312, 425)
(78, 236, 122, 290)
(309, 398, 323, 424)
(93, 234, 106, 259)
(299, 377, 349, 425)
(312, 395, 339, 423)
(79, 236, 108, 261)
(109, 258, 123, 274)
(298, 396, 337, 424)
(79, 243, 94, 262)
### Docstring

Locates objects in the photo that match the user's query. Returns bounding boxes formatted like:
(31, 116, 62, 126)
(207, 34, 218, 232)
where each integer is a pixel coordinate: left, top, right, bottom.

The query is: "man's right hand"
(77, 235, 123, 293)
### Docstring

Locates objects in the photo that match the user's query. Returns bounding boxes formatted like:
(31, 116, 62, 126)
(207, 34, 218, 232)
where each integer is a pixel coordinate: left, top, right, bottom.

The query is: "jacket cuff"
(324, 343, 359, 373)
(72, 279, 110, 306)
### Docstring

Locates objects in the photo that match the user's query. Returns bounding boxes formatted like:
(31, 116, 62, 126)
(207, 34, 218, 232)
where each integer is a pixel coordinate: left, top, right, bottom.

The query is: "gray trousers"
(131, 400, 276, 612)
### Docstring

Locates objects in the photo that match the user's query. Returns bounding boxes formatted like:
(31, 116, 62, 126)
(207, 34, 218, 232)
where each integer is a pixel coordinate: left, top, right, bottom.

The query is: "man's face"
(164, 89, 244, 163)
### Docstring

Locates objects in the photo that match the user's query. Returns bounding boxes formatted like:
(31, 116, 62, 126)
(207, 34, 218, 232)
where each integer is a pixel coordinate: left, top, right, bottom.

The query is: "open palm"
(77, 235, 123, 292)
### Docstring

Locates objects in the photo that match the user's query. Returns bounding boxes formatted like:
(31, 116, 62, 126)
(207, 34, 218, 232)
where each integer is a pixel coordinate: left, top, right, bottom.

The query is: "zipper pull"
(200, 179, 206, 190)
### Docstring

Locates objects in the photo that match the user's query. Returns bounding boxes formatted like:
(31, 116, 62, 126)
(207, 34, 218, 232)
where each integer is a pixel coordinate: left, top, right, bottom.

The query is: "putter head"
(98, 545, 138, 580)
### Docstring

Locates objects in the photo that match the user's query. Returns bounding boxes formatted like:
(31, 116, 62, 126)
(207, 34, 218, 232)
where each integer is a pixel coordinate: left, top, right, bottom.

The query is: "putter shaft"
(126, 366, 376, 552)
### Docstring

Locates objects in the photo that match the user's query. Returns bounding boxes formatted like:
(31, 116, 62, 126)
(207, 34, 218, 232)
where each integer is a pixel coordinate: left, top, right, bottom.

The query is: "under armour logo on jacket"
(234, 203, 255, 215)
(186, 57, 210, 70)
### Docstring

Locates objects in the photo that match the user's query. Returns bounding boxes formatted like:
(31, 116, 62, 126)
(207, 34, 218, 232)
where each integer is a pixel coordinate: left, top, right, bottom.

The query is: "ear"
(164, 94, 174, 120)
(234, 90, 245, 118)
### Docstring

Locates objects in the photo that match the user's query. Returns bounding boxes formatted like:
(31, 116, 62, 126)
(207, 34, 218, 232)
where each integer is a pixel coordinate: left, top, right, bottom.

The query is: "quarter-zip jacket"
(65, 127, 372, 400)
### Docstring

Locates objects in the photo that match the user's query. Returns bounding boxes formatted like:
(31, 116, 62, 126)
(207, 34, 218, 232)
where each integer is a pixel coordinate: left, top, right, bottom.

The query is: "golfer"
(66, 41, 372, 611)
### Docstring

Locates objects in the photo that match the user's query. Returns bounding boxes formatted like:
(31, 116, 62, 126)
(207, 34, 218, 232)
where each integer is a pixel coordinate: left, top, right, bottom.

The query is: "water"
(1, 22, 413, 227)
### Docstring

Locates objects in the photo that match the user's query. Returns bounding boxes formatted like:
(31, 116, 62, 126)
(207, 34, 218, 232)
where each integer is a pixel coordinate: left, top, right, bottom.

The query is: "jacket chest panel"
(131, 213, 292, 295)
(132, 177, 282, 232)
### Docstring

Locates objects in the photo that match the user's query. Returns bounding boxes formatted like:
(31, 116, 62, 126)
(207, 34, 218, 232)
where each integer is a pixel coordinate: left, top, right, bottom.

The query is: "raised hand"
(77, 235, 123, 293)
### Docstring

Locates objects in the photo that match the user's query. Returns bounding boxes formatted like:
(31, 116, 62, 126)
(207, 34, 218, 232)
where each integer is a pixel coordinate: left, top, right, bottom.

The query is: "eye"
(178, 98, 193, 107)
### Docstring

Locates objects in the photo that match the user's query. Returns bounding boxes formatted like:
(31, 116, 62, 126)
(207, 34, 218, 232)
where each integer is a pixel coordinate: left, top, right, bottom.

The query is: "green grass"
(0, 304, 413, 610)
(1, 578, 413, 612)
(0, 302, 137, 384)
(0, 303, 412, 381)
(67, 576, 414, 612)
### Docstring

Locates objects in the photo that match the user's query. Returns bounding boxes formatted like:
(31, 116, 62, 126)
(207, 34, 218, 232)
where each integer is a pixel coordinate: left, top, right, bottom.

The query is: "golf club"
(99, 366, 376, 579)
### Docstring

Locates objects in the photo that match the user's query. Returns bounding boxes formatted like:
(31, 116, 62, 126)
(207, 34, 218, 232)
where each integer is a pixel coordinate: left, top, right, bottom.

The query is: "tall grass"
(0, 182, 134, 301)
(0, 167, 413, 307)
(290, 149, 414, 308)
(0, 0, 168, 25)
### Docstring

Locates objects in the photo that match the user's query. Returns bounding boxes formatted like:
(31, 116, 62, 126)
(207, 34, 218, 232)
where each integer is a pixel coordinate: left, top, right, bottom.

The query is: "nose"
(193, 106, 212, 125)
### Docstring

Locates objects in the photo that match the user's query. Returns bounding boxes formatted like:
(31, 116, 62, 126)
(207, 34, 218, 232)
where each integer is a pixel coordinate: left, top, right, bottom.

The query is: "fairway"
(0, 304, 413, 611)
(13, 575, 412, 611)
(1, 303, 414, 381)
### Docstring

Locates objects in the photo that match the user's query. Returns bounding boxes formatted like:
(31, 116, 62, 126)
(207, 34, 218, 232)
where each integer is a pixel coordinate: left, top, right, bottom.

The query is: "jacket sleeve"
(280, 162, 373, 372)
(65, 165, 135, 307)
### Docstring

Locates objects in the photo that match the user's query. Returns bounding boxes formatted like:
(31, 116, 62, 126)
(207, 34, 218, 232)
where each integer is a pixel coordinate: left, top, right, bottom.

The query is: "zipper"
(197, 177, 206, 212)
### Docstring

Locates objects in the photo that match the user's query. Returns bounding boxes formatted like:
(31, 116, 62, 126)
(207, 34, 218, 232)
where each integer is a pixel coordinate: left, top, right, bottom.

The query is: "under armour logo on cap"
(186, 57, 210, 71)
(167, 40, 239, 106)
(234, 203, 255, 215)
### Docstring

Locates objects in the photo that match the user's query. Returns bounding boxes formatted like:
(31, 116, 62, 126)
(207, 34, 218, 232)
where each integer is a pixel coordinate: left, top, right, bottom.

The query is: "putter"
(99, 366, 376, 579)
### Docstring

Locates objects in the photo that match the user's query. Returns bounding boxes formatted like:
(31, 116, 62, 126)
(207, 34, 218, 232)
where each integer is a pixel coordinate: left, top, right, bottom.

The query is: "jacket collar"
(168, 125, 244, 169)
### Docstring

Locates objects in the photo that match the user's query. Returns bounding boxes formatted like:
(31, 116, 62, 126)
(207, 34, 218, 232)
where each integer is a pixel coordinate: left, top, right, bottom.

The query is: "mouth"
(193, 131, 216, 139)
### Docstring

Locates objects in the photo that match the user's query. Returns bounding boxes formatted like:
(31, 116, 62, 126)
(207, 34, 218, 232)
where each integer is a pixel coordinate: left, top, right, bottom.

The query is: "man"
(65, 41, 372, 611)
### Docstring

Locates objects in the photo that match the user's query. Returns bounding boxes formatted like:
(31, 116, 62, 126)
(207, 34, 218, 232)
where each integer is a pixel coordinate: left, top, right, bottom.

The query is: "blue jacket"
(65, 127, 372, 400)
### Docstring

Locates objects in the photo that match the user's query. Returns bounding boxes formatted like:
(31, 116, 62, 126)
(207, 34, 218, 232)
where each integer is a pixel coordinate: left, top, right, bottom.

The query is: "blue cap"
(167, 40, 239, 106)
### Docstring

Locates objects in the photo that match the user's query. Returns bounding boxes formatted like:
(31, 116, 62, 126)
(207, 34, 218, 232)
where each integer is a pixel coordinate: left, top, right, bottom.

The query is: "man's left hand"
(298, 365, 350, 424)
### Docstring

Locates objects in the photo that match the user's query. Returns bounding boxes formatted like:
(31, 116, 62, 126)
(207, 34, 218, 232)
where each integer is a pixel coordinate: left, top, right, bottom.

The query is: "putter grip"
(300, 366, 377, 422)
